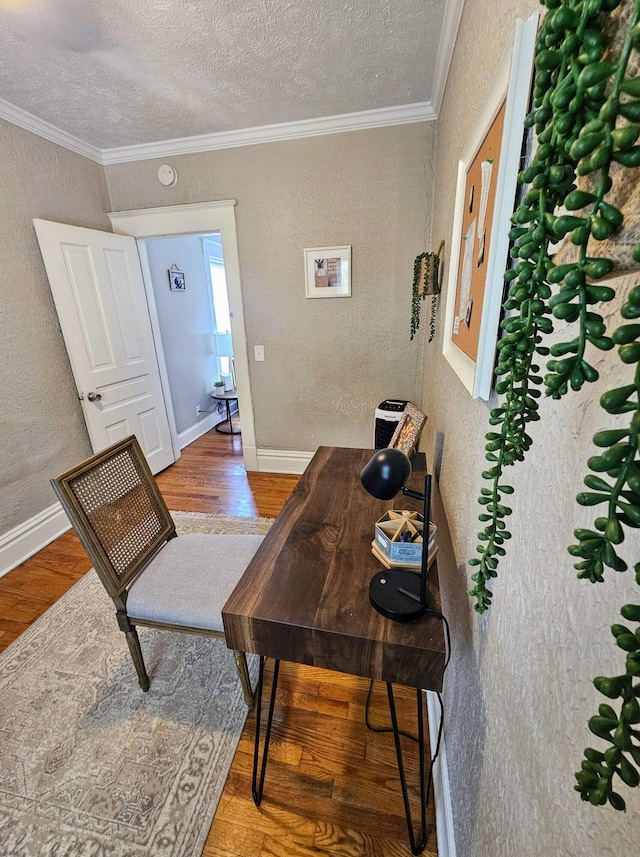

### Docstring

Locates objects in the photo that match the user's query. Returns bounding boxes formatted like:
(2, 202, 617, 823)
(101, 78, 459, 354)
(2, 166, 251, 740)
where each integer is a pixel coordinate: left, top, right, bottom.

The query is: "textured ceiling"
(0, 0, 449, 150)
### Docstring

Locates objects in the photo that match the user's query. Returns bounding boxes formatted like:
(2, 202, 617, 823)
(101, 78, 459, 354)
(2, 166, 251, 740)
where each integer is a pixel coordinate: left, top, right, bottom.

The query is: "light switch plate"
(254, 345, 265, 361)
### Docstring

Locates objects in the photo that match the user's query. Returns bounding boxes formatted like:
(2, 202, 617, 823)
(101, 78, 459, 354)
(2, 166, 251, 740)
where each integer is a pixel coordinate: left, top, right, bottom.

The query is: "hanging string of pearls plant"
(468, 0, 640, 810)
(410, 243, 444, 342)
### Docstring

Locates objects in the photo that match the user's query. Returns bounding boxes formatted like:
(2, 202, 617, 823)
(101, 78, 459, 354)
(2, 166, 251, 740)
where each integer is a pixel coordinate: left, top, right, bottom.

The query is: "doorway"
(108, 201, 257, 473)
(143, 232, 240, 446)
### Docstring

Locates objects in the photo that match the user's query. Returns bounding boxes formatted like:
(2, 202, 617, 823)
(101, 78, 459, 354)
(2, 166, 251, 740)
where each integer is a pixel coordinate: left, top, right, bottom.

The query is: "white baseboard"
(0, 503, 70, 579)
(256, 448, 314, 474)
(242, 444, 258, 472)
(178, 411, 227, 450)
(426, 690, 456, 857)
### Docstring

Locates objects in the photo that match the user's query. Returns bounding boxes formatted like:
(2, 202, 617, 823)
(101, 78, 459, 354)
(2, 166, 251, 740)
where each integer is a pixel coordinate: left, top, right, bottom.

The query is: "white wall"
(145, 234, 218, 434)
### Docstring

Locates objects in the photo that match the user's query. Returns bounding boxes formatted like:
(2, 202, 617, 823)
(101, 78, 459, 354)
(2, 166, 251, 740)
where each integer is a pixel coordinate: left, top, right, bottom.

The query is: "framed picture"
(169, 267, 185, 291)
(389, 404, 427, 458)
(442, 14, 538, 399)
(304, 246, 351, 298)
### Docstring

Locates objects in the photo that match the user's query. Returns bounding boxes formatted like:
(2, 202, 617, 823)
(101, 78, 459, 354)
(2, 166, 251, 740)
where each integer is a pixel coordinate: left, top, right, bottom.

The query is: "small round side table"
(211, 389, 240, 434)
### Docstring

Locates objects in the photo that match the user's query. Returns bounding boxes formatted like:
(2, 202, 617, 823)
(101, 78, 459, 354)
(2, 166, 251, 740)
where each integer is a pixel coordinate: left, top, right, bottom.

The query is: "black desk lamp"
(360, 448, 432, 622)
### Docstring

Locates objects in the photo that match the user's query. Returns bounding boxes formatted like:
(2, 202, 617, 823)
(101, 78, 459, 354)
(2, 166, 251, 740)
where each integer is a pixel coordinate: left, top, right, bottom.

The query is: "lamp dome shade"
(360, 448, 412, 500)
(213, 332, 234, 357)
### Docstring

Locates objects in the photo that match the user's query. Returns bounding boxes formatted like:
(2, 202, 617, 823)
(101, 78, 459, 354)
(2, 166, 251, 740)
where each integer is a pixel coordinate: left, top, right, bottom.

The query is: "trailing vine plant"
(466, 0, 640, 809)
(410, 251, 441, 342)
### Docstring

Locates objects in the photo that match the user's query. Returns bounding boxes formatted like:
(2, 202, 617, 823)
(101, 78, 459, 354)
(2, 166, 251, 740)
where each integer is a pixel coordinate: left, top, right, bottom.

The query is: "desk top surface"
(222, 446, 450, 690)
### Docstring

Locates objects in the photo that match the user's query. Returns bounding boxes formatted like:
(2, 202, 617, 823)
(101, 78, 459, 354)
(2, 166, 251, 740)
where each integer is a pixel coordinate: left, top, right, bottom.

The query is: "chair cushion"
(126, 533, 263, 632)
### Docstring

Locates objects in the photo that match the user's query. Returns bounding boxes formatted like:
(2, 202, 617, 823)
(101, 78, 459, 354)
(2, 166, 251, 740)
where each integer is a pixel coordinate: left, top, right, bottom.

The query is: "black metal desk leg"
(213, 395, 240, 434)
(386, 684, 428, 856)
(252, 657, 280, 806)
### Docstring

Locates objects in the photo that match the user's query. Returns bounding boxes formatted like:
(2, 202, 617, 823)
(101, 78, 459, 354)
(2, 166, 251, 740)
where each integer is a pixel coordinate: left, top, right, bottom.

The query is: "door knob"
(87, 391, 102, 402)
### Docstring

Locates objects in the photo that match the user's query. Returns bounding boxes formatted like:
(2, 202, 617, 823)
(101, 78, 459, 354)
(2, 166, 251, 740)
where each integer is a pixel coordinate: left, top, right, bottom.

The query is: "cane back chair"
(51, 435, 261, 706)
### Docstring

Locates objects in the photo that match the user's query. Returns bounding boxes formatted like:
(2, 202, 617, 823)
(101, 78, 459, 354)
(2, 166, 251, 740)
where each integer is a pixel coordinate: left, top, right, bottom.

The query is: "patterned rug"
(0, 512, 272, 857)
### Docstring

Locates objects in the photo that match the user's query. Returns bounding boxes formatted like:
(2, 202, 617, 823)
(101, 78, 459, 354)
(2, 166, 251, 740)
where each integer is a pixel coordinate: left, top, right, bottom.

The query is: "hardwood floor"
(1, 430, 438, 857)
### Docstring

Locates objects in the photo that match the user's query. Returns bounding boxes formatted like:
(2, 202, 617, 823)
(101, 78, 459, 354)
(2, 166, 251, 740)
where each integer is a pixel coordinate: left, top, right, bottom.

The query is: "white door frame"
(108, 200, 258, 471)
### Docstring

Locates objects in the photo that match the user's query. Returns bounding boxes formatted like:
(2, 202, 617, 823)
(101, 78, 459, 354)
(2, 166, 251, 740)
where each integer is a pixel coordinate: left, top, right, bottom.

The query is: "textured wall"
(424, 1, 640, 855)
(145, 234, 218, 434)
(0, 118, 111, 537)
(106, 124, 434, 451)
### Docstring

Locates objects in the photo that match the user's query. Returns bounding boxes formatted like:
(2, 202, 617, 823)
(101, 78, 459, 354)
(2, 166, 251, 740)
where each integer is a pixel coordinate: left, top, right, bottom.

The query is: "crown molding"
(0, 4, 464, 165)
(0, 97, 103, 163)
(0, 98, 437, 166)
(430, 0, 466, 117)
(99, 102, 436, 164)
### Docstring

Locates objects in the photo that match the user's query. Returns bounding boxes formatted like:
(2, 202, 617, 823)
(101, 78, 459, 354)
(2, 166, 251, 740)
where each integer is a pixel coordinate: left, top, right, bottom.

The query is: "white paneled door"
(34, 219, 175, 474)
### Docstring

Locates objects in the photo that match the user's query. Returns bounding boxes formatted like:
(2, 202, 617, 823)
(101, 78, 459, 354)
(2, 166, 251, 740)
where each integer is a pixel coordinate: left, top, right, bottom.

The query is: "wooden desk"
(222, 446, 452, 855)
(223, 446, 448, 690)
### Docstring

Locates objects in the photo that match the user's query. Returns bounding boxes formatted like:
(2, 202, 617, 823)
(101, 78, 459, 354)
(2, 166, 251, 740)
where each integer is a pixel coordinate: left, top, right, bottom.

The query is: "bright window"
(209, 262, 231, 333)
(209, 260, 232, 373)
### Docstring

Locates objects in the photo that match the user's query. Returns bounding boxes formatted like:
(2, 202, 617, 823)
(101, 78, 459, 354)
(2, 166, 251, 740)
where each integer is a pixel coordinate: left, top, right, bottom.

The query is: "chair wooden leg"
(233, 650, 254, 707)
(116, 611, 150, 691)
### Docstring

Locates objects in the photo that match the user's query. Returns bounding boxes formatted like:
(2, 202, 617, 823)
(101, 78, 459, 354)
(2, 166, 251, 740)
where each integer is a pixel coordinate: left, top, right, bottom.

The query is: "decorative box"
(373, 510, 437, 569)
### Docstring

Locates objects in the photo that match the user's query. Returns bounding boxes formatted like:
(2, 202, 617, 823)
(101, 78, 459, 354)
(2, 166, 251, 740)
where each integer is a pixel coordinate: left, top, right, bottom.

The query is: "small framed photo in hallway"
(168, 266, 185, 291)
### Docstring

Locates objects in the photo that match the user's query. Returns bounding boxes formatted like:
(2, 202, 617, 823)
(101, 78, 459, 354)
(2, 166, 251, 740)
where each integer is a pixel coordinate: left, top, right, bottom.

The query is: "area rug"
(0, 512, 272, 857)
